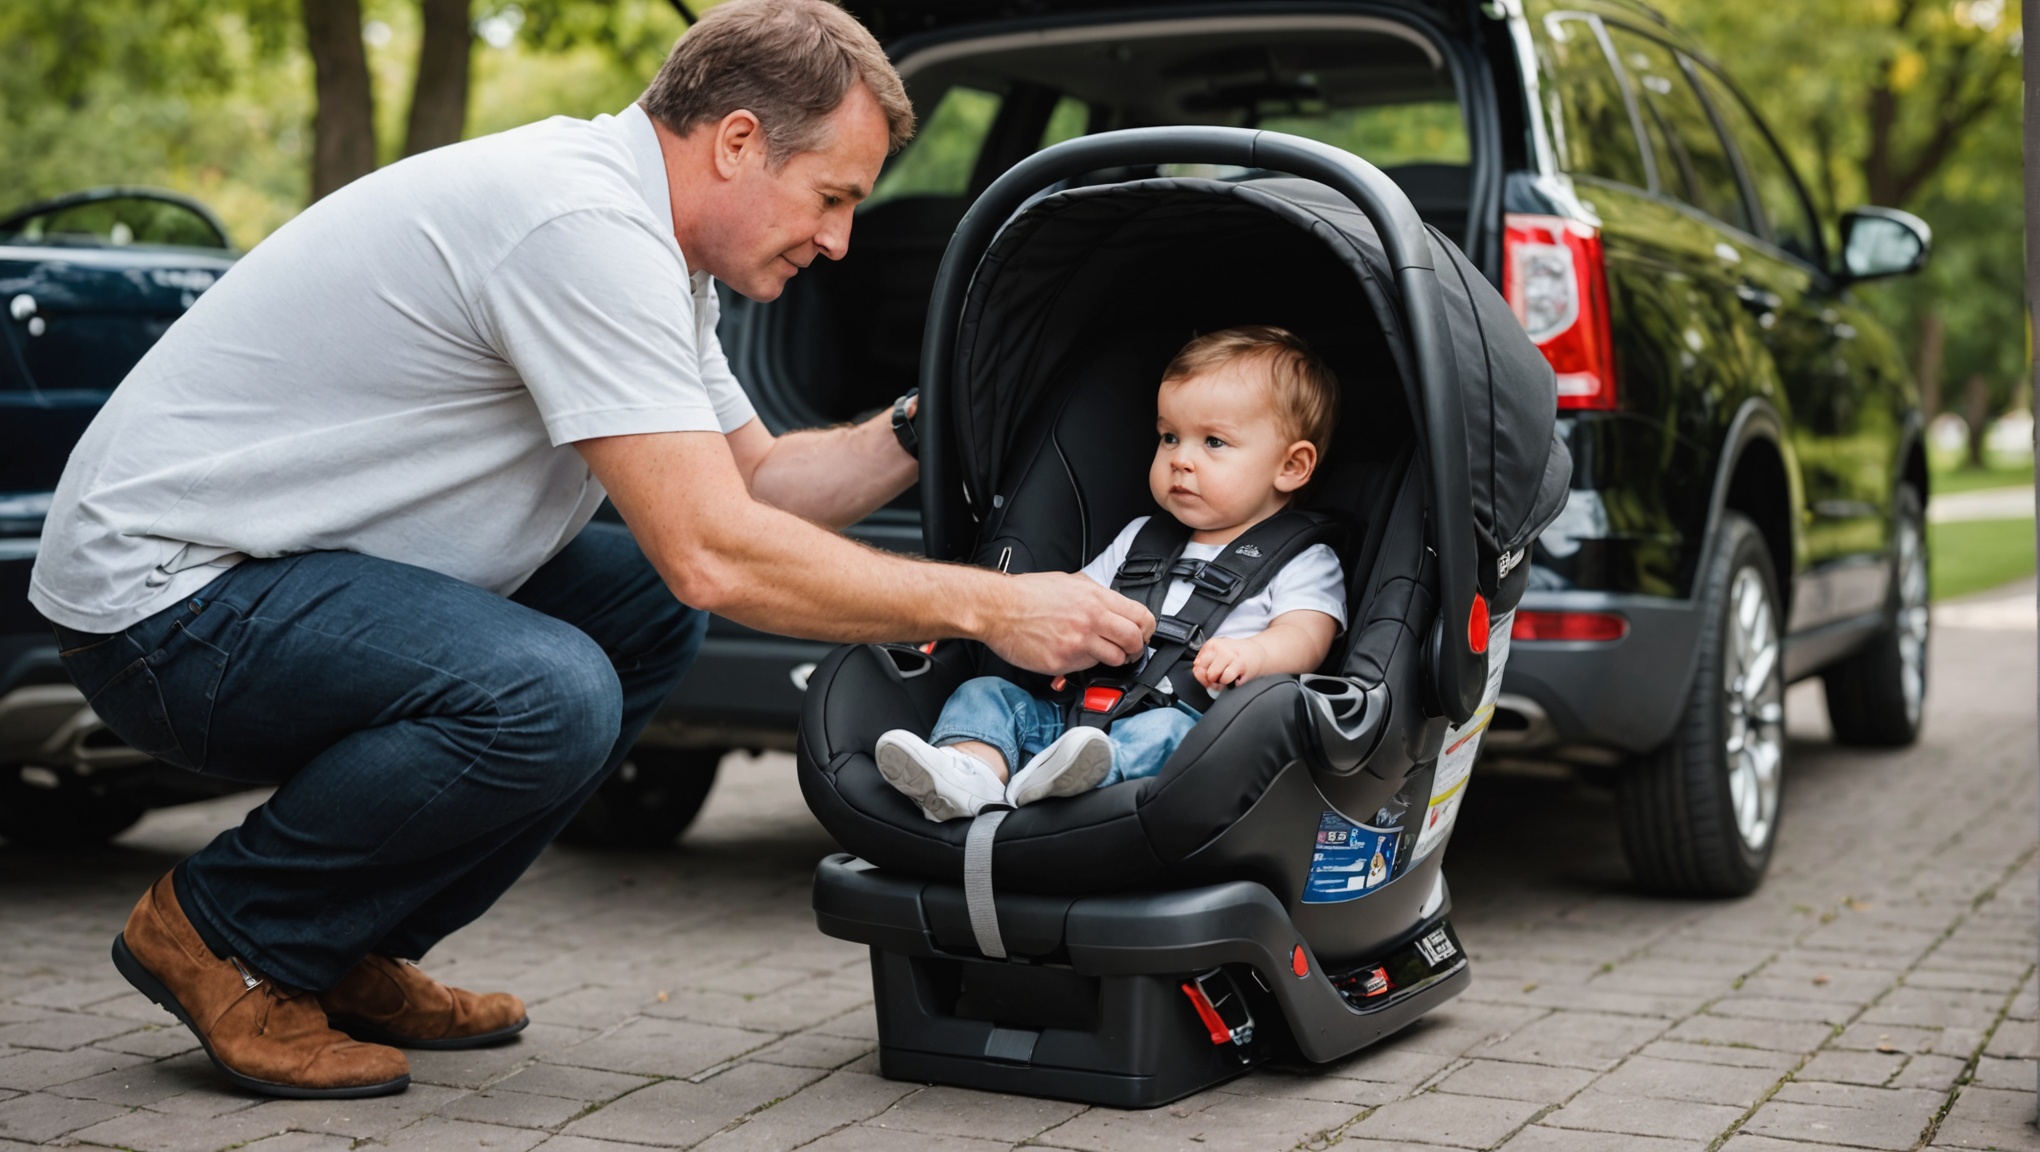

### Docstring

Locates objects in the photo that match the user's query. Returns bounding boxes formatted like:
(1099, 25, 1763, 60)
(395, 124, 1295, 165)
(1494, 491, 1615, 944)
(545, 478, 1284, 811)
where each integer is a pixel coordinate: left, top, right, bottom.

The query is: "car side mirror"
(1837, 206, 1931, 282)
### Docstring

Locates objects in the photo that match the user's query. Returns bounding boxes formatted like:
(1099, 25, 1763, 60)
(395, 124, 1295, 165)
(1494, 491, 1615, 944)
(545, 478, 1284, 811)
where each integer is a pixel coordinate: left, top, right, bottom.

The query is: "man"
(31, 0, 1151, 1099)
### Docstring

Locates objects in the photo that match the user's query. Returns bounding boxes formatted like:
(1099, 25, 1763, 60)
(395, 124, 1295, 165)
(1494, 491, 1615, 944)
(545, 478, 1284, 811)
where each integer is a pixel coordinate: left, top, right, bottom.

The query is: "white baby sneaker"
(874, 731, 1010, 822)
(1007, 727, 1113, 808)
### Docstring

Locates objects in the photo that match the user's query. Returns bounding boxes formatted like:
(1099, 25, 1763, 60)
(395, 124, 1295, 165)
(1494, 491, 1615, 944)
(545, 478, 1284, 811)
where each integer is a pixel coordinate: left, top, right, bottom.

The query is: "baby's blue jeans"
(929, 675, 1200, 786)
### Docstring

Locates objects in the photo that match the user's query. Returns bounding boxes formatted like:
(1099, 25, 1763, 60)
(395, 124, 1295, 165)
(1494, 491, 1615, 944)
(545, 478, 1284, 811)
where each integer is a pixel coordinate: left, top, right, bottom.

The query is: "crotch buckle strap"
(963, 808, 1010, 959)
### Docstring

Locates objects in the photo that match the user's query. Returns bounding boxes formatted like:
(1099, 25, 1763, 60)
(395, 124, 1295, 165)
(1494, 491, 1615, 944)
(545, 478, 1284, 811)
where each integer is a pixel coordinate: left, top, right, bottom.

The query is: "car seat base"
(813, 853, 1469, 1108)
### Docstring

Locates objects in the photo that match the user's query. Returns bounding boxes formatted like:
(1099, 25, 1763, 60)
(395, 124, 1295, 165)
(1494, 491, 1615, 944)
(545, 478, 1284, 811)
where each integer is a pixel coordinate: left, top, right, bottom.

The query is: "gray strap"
(963, 808, 1010, 959)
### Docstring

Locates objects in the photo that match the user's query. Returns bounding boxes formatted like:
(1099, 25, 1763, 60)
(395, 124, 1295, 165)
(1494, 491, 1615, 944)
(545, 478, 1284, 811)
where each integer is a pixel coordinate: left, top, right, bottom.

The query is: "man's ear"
(712, 109, 764, 179)
(1274, 440, 1318, 494)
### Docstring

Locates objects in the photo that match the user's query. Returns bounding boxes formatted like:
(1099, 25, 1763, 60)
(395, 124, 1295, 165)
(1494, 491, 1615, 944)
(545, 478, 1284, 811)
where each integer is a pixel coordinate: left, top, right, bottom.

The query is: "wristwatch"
(891, 388, 920, 459)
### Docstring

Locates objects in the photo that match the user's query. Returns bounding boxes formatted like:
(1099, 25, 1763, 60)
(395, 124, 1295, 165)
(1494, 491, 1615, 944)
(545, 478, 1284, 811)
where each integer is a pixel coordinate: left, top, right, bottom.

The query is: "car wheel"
(0, 764, 148, 847)
(1618, 512, 1785, 896)
(558, 746, 723, 849)
(1822, 484, 1928, 747)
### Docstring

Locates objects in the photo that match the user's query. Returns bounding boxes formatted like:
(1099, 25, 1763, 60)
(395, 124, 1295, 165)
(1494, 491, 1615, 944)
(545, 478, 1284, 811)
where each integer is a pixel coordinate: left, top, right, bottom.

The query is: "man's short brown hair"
(1162, 325, 1340, 454)
(640, 0, 914, 164)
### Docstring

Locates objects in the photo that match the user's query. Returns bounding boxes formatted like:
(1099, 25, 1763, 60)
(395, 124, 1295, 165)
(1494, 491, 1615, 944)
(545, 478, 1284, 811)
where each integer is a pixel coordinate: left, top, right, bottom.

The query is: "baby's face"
(1150, 363, 1316, 537)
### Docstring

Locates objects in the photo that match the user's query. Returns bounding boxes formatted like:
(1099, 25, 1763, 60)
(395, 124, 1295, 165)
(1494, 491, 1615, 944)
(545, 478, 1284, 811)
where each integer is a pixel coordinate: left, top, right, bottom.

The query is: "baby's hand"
(1193, 636, 1265, 692)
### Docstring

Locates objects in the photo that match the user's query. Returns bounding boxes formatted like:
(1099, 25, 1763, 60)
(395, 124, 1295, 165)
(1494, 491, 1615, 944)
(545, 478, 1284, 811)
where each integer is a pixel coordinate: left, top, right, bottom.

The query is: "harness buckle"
(1169, 559, 1244, 602)
(1152, 616, 1204, 651)
(1081, 685, 1125, 713)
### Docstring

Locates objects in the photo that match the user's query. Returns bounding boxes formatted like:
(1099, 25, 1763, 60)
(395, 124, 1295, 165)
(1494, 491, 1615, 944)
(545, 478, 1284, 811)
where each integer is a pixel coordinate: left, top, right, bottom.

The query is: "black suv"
(651, 0, 1931, 896)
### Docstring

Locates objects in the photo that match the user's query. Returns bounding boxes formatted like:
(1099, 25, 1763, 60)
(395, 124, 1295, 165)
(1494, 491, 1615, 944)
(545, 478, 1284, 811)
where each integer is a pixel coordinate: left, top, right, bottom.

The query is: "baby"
(876, 325, 1348, 822)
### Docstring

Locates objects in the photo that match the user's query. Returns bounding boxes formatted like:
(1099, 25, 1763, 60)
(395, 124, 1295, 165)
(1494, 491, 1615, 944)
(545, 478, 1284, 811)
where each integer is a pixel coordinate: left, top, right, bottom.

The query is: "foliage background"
(0, 0, 2024, 431)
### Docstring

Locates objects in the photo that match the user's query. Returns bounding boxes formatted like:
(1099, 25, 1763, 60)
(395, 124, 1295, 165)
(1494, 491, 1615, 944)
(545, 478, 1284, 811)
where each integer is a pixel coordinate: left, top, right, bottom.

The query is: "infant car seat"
(797, 128, 1572, 1107)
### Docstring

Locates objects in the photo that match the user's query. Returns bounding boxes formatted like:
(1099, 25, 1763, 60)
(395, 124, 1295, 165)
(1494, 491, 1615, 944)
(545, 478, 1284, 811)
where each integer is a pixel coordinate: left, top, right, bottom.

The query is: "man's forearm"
(747, 410, 915, 528)
(577, 430, 1153, 674)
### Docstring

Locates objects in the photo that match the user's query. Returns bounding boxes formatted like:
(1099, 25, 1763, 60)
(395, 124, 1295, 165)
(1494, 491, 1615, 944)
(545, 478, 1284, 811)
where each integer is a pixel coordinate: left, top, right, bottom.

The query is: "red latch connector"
(1180, 969, 1256, 1047)
(1291, 945, 1310, 978)
(1180, 981, 1233, 1045)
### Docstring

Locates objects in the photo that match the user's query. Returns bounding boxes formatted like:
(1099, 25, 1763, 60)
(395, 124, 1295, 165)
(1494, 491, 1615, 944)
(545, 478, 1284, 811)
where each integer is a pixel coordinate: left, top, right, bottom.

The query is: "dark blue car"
(1, 188, 243, 844)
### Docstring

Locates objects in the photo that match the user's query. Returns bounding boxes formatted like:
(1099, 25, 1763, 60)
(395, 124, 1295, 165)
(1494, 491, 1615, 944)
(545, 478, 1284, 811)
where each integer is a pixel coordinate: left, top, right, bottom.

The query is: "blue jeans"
(929, 676, 1199, 787)
(51, 523, 704, 990)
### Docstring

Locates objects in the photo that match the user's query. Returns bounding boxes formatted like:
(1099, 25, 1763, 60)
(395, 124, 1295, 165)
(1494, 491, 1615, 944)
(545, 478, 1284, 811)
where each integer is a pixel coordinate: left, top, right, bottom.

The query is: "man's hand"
(986, 572, 1153, 675)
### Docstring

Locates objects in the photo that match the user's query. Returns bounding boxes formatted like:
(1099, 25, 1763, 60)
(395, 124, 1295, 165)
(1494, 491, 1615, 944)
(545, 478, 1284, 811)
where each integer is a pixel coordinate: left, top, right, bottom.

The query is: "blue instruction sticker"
(1303, 810, 1399, 904)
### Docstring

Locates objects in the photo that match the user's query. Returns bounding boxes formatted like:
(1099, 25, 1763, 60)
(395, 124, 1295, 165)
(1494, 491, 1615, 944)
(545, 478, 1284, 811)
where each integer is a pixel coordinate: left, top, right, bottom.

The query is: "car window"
(0, 195, 229, 250)
(1039, 95, 1089, 150)
(865, 86, 1002, 209)
(1691, 65, 1821, 265)
(1605, 27, 1752, 234)
(1257, 99, 1468, 166)
(1537, 14, 1648, 189)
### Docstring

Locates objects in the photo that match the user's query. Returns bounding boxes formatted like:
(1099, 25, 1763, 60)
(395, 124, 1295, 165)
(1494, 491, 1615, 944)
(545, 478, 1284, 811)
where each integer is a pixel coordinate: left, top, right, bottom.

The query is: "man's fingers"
(1096, 609, 1147, 662)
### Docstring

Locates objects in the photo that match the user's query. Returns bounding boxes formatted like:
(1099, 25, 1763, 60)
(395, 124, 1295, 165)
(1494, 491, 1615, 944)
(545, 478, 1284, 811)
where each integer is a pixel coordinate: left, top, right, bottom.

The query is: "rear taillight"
(1504, 213, 1617, 410)
(1512, 610, 1629, 643)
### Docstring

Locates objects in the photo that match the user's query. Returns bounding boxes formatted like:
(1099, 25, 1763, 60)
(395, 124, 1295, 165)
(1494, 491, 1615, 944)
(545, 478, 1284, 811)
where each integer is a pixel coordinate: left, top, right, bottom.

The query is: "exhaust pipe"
(0, 684, 152, 772)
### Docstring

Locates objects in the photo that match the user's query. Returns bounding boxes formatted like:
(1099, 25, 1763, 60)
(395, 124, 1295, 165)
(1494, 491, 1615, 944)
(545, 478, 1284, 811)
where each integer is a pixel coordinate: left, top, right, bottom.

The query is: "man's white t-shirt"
(31, 104, 754, 633)
(1078, 516, 1348, 691)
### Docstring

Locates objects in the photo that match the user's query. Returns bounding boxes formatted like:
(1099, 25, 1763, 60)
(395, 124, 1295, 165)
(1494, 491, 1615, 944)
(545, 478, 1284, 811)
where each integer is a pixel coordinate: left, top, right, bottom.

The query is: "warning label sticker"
(1303, 810, 1400, 904)
(1413, 608, 1513, 863)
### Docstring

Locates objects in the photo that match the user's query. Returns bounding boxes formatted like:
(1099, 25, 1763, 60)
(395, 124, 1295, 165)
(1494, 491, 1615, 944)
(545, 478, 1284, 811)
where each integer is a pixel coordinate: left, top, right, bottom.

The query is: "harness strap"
(1080, 510, 1345, 723)
(963, 808, 1010, 958)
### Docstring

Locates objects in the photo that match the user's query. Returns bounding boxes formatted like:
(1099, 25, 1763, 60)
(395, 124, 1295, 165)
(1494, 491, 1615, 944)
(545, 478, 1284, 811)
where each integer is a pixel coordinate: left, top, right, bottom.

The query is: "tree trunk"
(404, 0, 472, 157)
(1963, 373, 1991, 469)
(1916, 310, 1945, 418)
(304, 0, 377, 200)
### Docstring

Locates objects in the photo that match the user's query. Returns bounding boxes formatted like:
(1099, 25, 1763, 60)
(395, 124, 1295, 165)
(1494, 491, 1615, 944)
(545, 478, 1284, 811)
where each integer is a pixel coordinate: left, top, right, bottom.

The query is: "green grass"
(1930, 517, 2036, 601)
(1929, 462, 2034, 496)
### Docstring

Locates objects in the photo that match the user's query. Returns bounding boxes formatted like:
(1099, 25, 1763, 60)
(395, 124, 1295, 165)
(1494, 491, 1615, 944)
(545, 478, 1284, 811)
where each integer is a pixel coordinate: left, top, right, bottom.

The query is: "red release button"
(1082, 685, 1124, 713)
(1468, 592, 1490, 654)
(1291, 944, 1310, 978)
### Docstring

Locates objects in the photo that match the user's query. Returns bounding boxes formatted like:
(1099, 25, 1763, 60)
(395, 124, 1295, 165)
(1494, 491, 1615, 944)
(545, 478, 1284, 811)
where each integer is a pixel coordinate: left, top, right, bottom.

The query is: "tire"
(1618, 512, 1785, 897)
(0, 764, 148, 847)
(1823, 484, 1928, 747)
(557, 746, 722, 849)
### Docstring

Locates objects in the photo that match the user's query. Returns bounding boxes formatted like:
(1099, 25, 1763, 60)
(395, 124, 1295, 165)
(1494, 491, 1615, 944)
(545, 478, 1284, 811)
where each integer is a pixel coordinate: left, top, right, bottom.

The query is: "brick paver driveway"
(3, 583, 2036, 1152)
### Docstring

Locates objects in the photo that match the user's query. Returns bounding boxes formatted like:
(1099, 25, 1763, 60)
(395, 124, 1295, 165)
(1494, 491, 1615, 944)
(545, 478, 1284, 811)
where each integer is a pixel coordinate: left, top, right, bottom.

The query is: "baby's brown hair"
(1160, 325, 1339, 454)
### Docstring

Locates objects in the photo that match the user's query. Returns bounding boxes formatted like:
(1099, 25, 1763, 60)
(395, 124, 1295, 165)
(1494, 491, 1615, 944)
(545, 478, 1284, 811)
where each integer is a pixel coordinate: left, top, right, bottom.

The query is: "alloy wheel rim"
(1723, 567, 1784, 853)
(1895, 513, 1929, 727)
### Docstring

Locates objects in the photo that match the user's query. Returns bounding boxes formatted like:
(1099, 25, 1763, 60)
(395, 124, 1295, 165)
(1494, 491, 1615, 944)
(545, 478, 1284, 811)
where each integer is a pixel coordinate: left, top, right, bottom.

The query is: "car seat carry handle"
(919, 126, 1487, 723)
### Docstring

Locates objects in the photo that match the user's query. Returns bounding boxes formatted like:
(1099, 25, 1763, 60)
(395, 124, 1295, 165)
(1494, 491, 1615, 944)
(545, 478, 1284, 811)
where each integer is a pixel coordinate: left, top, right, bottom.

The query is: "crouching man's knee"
(493, 631, 625, 798)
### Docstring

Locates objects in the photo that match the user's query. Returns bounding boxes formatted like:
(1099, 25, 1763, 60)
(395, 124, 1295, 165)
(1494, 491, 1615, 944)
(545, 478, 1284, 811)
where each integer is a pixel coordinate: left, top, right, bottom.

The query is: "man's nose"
(815, 216, 851, 261)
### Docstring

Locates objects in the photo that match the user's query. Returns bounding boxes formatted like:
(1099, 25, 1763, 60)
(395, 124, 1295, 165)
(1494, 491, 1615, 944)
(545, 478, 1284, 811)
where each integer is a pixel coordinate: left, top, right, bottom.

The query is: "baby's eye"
(1160, 432, 1178, 445)
(1205, 436, 1227, 449)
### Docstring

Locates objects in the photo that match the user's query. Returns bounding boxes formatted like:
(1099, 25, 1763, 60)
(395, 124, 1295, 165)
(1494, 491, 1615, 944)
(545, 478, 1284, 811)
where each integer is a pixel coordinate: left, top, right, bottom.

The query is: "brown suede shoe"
(319, 954, 528, 1050)
(111, 873, 410, 1098)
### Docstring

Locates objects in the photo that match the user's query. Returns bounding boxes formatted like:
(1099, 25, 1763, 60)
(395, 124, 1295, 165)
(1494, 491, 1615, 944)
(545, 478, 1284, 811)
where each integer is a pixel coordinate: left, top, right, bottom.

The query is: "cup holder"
(1300, 674, 1366, 722)
(1298, 673, 1388, 774)
(878, 643, 934, 680)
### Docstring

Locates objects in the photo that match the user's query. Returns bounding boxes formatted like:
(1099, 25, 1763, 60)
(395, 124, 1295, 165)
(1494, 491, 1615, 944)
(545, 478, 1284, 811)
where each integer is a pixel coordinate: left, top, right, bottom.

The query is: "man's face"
(699, 84, 890, 301)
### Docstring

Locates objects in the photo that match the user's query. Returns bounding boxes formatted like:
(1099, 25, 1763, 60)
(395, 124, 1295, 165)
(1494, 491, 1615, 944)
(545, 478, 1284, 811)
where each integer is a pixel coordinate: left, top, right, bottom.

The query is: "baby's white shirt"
(1078, 515, 1349, 640)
